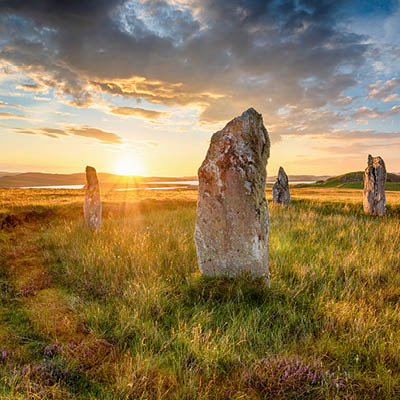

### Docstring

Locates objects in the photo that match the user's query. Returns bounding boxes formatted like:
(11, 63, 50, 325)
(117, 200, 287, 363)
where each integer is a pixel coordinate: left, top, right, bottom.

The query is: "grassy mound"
(301, 171, 400, 190)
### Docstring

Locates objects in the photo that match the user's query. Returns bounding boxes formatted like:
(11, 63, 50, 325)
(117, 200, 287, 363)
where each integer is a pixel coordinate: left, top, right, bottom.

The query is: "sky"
(0, 0, 399, 177)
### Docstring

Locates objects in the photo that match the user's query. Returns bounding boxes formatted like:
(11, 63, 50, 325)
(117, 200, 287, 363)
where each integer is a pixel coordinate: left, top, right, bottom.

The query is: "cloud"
(16, 83, 47, 93)
(0, 111, 29, 119)
(313, 141, 400, 155)
(352, 106, 380, 119)
(52, 111, 75, 117)
(68, 126, 122, 144)
(367, 77, 400, 100)
(0, 0, 369, 130)
(333, 96, 353, 106)
(351, 105, 400, 120)
(329, 129, 400, 140)
(0, 0, 398, 157)
(383, 93, 398, 102)
(0, 100, 25, 109)
(387, 105, 400, 117)
(11, 127, 67, 138)
(7, 125, 123, 144)
(33, 96, 51, 101)
(108, 106, 168, 120)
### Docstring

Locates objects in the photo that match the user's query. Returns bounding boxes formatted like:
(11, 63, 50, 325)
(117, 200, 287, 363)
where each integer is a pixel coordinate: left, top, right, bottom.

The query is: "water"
(16, 180, 317, 189)
(19, 185, 85, 189)
(146, 180, 199, 185)
(114, 186, 184, 191)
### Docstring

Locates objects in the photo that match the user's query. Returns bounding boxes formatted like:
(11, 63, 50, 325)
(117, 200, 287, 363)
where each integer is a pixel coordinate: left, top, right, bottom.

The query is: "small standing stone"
(84, 166, 102, 231)
(194, 108, 271, 283)
(363, 155, 386, 216)
(272, 167, 290, 206)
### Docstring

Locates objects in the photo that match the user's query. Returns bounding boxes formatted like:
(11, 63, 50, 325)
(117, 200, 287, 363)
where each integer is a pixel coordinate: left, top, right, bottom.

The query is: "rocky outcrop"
(84, 166, 102, 231)
(363, 155, 386, 216)
(194, 108, 271, 283)
(272, 167, 290, 206)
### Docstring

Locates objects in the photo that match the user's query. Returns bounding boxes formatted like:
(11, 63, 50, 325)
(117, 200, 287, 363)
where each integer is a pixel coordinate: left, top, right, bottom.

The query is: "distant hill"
(0, 171, 331, 188)
(0, 172, 21, 178)
(283, 175, 331, 182)
(307, 171, 400, 190)
(0, 172, 197, 188)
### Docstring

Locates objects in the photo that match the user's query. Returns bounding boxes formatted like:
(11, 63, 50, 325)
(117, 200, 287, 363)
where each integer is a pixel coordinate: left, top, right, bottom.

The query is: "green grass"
(1, 190, 400, 398)
(301, 181, 400, 190)
(299, 171, 400, 190)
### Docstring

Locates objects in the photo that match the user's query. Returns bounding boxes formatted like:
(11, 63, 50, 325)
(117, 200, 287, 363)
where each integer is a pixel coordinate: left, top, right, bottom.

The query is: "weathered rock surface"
(84, 166, 102, 231)
(363, 155, 386, 216)
(194, 108, 271, 283)
(272, 167, 290, 206)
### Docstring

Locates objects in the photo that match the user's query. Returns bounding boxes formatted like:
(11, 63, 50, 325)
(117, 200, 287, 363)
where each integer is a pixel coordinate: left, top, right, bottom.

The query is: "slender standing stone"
(84, 166, 102, 231)
(272, 166, 290, 206)
(363, 155, 386, 216)
(194, 108, 271, 283)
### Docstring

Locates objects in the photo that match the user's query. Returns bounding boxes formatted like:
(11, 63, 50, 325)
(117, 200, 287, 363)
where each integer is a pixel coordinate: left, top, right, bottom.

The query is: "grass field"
(1, 187, 400, 399)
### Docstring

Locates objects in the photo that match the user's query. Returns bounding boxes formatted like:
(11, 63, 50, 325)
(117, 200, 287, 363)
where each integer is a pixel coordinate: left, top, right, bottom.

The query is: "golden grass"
(1, 186, 400, 398)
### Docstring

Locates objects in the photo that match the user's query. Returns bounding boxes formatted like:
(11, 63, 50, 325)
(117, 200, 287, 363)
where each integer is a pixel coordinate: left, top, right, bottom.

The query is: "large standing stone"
(84, 166, 102, 231)
(272, 167, 290, 206)
(194, 108, 271, 282)
(363, 155, 386, 216)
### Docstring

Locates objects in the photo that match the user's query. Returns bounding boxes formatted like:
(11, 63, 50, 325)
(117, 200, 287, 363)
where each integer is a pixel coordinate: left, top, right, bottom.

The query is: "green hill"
(304, 171, 400, 190)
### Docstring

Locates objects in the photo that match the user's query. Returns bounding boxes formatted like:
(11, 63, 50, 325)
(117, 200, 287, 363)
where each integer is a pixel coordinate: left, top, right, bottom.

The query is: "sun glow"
(114, 154, 146, 176)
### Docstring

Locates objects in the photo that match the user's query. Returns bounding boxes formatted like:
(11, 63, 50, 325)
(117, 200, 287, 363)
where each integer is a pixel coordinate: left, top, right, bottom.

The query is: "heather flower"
(43, 343, 61, 358)
(242, 355, 347, 398)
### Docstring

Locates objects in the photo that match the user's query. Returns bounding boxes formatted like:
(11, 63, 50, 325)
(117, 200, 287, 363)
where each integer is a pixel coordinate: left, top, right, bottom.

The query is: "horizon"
(0, 169, 332, 178)
(2, 169, 400, 179)
(0, 1, 399, 176)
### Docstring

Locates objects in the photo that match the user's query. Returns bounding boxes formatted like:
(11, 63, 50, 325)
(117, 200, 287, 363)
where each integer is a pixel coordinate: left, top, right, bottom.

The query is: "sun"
(114, 155, 146, 176)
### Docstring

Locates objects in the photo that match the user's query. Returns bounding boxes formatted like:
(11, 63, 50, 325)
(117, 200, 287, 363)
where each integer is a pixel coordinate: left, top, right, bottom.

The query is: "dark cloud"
(0, 0, 374, 133)
(16, 83, 46, 92)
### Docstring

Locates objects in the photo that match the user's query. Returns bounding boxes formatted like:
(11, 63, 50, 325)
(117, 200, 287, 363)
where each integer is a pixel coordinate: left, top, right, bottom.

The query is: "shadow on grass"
(182, 273, 275, 306)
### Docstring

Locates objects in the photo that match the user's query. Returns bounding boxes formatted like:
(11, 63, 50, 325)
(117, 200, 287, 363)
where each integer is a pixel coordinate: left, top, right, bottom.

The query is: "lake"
(17, 180, 317, 190)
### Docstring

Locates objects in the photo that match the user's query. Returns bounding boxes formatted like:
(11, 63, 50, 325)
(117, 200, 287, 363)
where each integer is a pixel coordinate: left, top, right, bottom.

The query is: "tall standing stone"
(363, 155, 386, 216)
(194, 108, 271, 283)
(272, 167, 290, 206)
(84, 166, 102, 231)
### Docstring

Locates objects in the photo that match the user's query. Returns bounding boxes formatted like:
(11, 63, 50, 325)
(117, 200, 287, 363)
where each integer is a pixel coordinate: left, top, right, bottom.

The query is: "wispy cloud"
(0, 100, 25, 110)
(0, 111, 30, 119)
(7, 125, 122, 144)
(330, 129, 400, 140)
(11, 127, 67, 139)
(108, 106, 168, 120)
(68, 126, 122, 144)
